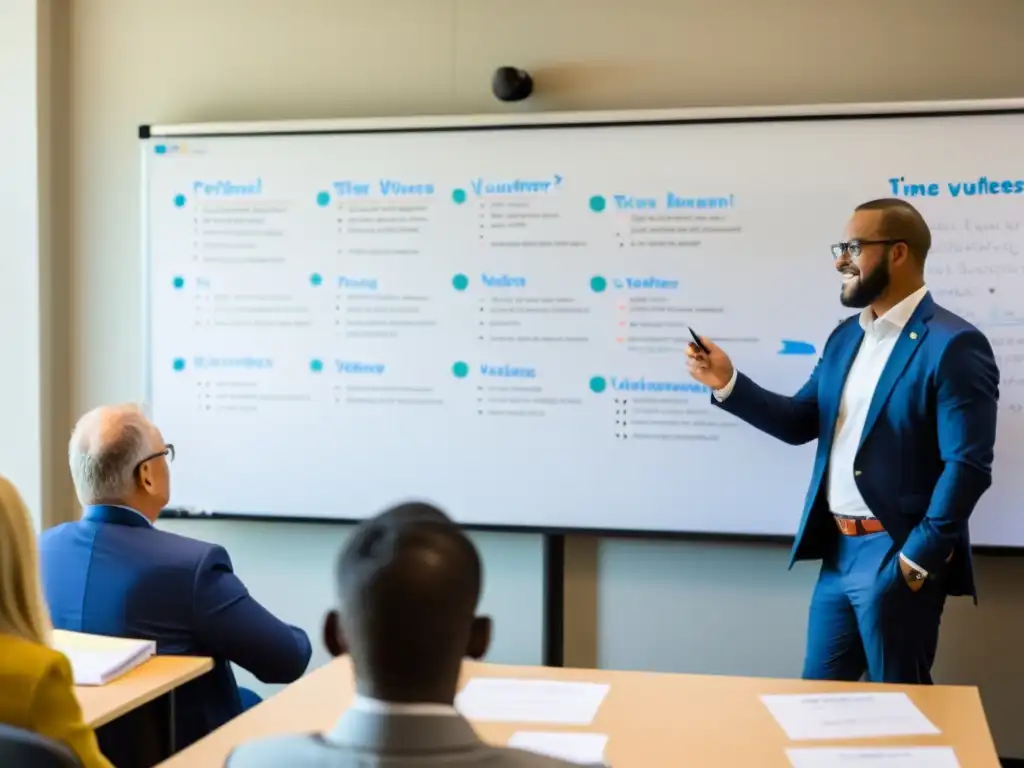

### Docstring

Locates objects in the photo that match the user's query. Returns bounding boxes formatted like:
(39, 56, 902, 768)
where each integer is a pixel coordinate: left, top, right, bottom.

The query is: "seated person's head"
(69, 404, 173, 521)
(324, 501, 491, 703)
(0, 475, 52, 644)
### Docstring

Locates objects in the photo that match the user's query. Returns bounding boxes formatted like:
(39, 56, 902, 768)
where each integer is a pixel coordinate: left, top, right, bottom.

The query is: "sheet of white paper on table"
(760, 692, 940, 740)
(509, 732, 608, 765)
(455, 678, 610, 724)
(786, 746, 959, 767)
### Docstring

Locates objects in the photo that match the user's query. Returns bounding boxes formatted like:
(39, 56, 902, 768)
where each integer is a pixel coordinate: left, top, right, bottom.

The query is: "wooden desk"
(77, 655, 213, 729)
(157, 659, 1000, 767)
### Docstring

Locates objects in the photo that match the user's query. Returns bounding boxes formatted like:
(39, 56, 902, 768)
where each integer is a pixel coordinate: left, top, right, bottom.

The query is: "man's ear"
(466, 616, 491, 660)
(138, 463, 153, 492)
(892, 241, 912, 267)
(323, 610, 348, 658)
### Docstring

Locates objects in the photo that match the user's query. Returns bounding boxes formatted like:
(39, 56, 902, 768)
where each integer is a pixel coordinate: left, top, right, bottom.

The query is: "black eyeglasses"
(831, 239, 904, 259)
(134, 444, 175, 474)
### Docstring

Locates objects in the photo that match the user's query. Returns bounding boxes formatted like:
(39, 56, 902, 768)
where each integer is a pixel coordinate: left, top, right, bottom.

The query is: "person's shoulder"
(0, 635, 67, 682)
(498, 746, 608, 767)
(90, 523, 231, 582)
(129, 523, 228, 564)
(930, 301, 984, 335)
(830, 313, 863, 338)
(224, 733, 330, 767)
(820, 313, 862, 353)
(927, 302, 993, 352)
(225, 738, 609, 768)
(0, 637, 76, 727)
(38, 520, 77, 545)
(150, 524, 221, 552)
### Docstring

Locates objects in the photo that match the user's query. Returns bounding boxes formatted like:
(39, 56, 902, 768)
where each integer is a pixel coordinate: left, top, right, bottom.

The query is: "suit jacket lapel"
(821, 323, 863, 453)
(857, 295, 934, 450)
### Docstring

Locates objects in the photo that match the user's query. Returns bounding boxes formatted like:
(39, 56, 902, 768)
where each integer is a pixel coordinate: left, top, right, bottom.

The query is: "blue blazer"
(714, 293, 999, 598)
(39, 505, 312, 763)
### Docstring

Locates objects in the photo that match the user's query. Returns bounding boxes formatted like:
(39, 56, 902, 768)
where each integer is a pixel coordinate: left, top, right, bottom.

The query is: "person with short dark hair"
(686, 198, 999, 685)
(225, 502, 607, 767)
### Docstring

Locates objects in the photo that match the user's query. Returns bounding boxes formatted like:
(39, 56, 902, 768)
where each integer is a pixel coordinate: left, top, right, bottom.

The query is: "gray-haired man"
(39, 404, 312, 766)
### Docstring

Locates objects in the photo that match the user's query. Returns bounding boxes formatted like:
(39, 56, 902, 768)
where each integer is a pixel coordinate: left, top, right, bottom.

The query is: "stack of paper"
(761, 693, 955, 767)
(760, 692, 940, 741)
(53, 629, 156, 686)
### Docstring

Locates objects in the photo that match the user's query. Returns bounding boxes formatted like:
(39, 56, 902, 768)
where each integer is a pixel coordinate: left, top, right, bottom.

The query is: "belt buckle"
(834, 515, 866, 536)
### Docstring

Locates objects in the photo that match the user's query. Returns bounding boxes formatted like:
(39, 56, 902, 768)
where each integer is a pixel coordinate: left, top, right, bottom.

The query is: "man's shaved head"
(324, 502, 490, 703)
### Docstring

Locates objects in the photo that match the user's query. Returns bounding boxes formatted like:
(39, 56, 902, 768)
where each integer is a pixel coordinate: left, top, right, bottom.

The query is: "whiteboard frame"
(139, 98, 1024, 552)
(142, 97, 1024, 138)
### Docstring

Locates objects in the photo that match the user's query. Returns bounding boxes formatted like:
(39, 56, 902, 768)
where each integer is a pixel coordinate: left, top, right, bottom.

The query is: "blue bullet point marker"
(589, 376, 607, 393)
(173, 194, 186, 208)
(779, 340, 816, 355)
(172, 358, 186, 371)
(452, 361, 469, 378)
(310, 273, 323, 287)
(310, 359, 324, 373)
(172, 276, 185, 289)
(589, 195, 606, 212)
(452, 273, 469, 291)
(316, 191, 330, 207)
(452, 189, 467, 204)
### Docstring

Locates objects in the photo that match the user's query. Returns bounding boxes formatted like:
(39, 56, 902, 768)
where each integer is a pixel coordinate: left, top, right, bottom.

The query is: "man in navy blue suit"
(686, 198, 999, 685)
(39, 404, 312, 764)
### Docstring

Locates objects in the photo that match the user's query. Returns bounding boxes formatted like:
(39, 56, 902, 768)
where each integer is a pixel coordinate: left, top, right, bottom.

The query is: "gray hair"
(69, 404, 161, 506)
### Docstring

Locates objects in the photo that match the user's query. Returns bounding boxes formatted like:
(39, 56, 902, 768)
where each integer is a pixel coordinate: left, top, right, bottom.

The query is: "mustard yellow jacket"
(0, 633, 113, 768)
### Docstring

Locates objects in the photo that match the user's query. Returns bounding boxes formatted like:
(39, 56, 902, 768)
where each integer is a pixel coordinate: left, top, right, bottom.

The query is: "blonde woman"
(0, 475, 112, 767)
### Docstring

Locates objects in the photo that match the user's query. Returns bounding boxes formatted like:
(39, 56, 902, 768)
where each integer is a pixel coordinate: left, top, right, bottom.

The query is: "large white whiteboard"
(142, 102, 1024, 546)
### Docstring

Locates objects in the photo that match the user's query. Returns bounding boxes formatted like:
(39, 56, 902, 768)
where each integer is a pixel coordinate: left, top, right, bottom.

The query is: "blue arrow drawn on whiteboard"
(779, 340, 816, 355)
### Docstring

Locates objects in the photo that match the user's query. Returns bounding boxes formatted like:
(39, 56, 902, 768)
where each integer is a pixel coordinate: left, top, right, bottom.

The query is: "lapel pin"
(909, 331, 918, 340)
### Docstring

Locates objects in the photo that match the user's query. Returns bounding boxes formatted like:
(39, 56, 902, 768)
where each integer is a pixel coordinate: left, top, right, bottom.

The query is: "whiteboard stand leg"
(542, 534, 565, 667)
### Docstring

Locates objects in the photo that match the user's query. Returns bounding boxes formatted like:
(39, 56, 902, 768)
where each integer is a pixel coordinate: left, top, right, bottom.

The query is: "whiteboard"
(141, 102, 1024, 546)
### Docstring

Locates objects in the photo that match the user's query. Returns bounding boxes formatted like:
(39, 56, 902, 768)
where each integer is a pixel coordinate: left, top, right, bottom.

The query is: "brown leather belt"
(834, 515, 885, 536)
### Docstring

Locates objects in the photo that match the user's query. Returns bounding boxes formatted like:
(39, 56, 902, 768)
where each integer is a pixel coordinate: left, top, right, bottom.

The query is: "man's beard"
(840, 257, 890, 308)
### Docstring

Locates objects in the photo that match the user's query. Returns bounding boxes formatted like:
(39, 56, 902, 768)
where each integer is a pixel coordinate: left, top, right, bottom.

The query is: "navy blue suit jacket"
(39, 505, 312, 762)
(714, 293, 999, 597)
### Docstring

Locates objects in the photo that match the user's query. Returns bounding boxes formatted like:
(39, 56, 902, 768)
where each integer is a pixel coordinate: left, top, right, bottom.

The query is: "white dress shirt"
(713, 285, 929, 573)
(350, 694, 458, 717)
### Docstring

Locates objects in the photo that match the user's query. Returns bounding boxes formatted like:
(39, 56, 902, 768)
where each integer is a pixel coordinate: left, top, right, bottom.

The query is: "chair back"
(0, 723, 81, 767)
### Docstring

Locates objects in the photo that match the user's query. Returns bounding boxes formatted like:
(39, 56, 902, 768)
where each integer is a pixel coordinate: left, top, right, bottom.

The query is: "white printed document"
(455, 678, 610, 724)
(786, 747, 959, 767)
(509, 732, 608, 765)
(760, 692, 940, 740)
(53, 630, 156, 686)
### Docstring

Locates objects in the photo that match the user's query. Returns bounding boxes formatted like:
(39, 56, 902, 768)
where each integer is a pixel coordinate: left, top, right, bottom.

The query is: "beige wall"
(0, 0, 44, 523)
(8, 0, 1024, 756)
(0, 0, 70, 530)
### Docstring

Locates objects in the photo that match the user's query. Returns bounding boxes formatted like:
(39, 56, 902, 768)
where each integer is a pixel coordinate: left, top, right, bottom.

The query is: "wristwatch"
(905, 565, 928, 582)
